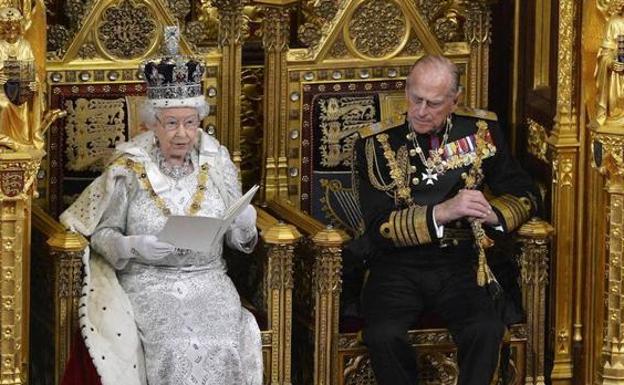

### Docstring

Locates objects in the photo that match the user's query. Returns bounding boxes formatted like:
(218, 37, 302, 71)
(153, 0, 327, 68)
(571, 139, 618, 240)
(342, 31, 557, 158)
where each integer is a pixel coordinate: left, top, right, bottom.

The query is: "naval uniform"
(353, 108, 539, 385)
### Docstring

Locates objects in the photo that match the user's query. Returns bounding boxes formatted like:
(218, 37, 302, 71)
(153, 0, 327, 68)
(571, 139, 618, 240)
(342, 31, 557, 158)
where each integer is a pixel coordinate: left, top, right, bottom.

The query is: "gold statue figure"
(595, 0, 624, 126)
(0, 6, 63, 151)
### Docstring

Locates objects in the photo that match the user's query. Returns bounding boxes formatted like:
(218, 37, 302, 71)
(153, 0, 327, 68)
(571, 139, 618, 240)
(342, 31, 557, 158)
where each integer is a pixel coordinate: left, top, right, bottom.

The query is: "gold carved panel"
(379, 92, 406, 121)
(526, 118, 549, 163)
(96, 0, 159, 60)
(344, 0, 410, 60)
(318, 95, 376, 168)
(63, 98, 127, 172)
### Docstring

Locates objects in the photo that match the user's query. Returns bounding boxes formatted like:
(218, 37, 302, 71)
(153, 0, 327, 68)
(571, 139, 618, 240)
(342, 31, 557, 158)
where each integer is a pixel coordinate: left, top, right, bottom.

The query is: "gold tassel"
(477, 252, 487, 287)
(463, 120, 498, 288)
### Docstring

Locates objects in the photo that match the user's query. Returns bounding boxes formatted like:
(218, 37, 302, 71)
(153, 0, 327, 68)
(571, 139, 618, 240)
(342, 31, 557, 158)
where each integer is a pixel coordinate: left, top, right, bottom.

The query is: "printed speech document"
(158, 185, 259, 251)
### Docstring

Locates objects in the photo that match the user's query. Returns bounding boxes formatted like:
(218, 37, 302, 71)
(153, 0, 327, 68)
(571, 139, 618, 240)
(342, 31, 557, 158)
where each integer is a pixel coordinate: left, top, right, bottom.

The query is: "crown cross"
(140, 26, 205, 103)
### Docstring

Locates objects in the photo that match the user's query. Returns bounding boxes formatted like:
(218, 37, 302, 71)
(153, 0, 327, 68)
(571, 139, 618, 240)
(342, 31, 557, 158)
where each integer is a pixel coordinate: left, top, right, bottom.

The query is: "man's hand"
(434, 189, 499, 225)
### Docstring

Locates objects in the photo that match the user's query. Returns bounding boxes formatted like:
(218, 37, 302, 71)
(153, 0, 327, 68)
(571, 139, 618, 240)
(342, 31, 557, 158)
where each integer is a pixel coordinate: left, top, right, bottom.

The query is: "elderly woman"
(60, 28, 262, 385)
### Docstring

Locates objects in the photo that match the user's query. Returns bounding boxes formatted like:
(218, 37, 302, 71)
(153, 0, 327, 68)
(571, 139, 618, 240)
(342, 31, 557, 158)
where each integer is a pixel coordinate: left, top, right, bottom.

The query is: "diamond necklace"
(408, 118, 452, 185)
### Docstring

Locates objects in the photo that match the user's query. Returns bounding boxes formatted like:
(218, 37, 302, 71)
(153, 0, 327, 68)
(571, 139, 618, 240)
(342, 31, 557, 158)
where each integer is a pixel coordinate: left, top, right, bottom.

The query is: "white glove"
(116, 235, 175, 261)
(227, 205, 258, 253)
(231, 204, 257, 229)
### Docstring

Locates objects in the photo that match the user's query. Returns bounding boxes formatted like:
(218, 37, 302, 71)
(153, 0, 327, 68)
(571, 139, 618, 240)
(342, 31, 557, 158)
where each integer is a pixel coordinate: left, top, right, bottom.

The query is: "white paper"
(157, 185, 259, 251)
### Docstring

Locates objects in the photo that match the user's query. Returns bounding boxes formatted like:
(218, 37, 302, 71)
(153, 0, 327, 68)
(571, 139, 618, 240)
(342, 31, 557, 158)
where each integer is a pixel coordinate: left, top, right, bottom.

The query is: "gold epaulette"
(454, 106, 498, 121)
(359, 115, 405, 138)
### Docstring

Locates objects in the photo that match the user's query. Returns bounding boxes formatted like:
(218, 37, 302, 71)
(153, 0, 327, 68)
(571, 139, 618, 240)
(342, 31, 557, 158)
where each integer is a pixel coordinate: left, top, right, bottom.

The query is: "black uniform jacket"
(352, 107, 540, 268)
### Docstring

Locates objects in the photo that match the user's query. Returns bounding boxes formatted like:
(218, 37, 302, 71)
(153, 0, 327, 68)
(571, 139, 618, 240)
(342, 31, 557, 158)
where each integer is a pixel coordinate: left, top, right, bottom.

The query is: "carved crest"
(0, 169, 24, 197)
(1, 59, 35, 105)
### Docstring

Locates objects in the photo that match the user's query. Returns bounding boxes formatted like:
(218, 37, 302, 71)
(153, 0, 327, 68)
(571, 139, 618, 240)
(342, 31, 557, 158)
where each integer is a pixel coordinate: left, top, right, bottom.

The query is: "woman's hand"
(231, 204, 257, 229)
(117, 235, 175, 260)
(226, 205, 258, 253)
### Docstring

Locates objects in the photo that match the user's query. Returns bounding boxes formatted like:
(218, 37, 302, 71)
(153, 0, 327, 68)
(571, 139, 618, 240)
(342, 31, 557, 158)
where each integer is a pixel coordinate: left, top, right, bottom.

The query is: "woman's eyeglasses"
(158, 116, 200, 131)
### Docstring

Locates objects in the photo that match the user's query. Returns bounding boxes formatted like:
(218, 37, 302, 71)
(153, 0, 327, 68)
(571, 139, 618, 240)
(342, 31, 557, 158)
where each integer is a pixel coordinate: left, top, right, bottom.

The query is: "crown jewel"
(141, 26, 205, 103)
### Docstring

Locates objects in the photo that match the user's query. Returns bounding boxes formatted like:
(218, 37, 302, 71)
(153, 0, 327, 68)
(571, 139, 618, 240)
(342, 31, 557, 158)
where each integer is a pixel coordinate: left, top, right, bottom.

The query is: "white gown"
(60, 131, 263, 385)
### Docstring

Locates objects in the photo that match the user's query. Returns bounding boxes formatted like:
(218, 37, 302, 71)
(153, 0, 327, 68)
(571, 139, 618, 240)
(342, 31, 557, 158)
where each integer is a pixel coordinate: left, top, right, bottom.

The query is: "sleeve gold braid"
(490, 194, 533, 232)
(380, 205, 431, 247)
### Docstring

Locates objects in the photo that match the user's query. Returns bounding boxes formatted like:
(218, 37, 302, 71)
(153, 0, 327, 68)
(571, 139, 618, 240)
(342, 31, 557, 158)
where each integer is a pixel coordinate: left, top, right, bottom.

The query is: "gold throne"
(257, 0, 554, 384)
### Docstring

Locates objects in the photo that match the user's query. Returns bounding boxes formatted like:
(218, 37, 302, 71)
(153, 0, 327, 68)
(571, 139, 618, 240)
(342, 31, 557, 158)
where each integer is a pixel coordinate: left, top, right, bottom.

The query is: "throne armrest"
(516, 217, 554, 385)
(255, 206, 301, 385)
(32, 204, 88, 385)
(265, 199, 350, 385)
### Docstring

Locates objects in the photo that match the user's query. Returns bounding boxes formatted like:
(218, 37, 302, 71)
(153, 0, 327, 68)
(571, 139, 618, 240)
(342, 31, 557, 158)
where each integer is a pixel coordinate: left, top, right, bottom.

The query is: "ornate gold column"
(31, 204, 88, 385)
(311, 227, 349, 385)
(0, 4, 64, 382)
(214, 0, 246, 167)
(257, 1, 294, 200)
(0, 151, 42, 385)
(263, 221, 301, 385)
(548, 1, 580, 384)
(465, 1, 491, 108)
(591, 128, 624, 385)
(518, 218, 554, 385)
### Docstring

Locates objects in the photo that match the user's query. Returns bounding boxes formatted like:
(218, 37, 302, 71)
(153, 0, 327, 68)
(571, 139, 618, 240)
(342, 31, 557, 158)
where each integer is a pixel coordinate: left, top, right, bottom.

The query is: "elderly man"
(353, 55, 539, 385)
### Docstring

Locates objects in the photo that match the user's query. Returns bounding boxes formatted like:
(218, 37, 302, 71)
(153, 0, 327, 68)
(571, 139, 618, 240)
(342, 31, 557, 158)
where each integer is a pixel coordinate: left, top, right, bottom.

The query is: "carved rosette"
(297, 0, 340, 49)
(97, 0, 158, 59)
(416, 0, 450, 23)
(345, 0, 409, 59)
(77, 43, 99, 59)
(47, 25, 72, 57)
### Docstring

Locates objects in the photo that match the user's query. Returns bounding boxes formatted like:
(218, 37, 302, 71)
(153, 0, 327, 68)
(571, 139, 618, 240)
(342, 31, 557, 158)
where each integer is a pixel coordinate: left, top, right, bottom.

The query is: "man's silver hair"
(407, 55, 461, 95)
(140, 98, 210, 127)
